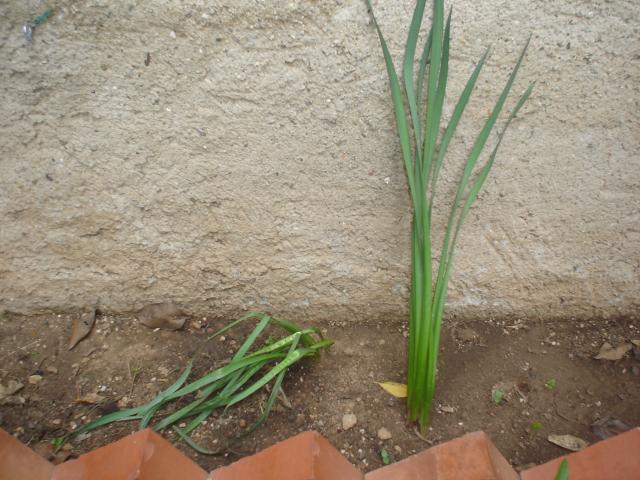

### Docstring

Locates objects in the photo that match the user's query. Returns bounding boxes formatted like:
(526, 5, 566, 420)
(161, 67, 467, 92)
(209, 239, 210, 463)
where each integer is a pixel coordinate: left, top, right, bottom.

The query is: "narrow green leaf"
(248, 328, 318, 357)
(435, 81, 534, 328)
(169, 352, 285, 398)
(365, 0, 418, 209)
(269, 316, 317, 347)
(181, 409, 214, 435)
(230, 314, 272, 360)
(403, 0, 427, 162)
(433, 40, 532, 328)
(430, 48, 490, 204)
(173, 425, 219, 455)
(207, 311, 262, 339)
(451, 36, 531, 212)
(236, 335, 301, 439)
(416, 29, 433, 109)
(421, 0, 445, 179)
(224, 339, 304, 408)
(555, 459, 569, 480)
(148, 361, 193, 406)
(140, 403, 162, 429)
(152, 378, 226, 431)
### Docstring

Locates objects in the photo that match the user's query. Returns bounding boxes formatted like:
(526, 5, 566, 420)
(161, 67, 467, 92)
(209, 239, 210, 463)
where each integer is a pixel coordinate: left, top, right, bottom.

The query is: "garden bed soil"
(0, 311, 638, 473)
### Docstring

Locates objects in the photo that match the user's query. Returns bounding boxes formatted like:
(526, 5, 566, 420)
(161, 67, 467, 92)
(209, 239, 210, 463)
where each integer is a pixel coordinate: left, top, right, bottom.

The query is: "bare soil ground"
(1, 311, 639, 473)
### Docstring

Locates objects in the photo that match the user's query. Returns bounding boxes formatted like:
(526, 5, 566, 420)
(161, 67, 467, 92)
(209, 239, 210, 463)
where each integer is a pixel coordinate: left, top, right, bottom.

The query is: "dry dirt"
(1, 311, 639, 473)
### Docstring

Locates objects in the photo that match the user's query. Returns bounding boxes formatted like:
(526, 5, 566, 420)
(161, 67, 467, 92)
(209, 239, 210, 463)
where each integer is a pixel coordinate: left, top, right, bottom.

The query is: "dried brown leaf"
(594, 342, 632, 361)
(548, 434, 588, 451)
(68, 308, 97, 350)
(76, 392, 105, 404)
(138, 302, 186, 330)
(0, 379, 24, 401)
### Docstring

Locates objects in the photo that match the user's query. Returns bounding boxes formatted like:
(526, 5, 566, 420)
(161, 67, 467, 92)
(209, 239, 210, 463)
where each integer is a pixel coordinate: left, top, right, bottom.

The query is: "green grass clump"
(366, 0, 533, 432)
(70, 312, 332, 453)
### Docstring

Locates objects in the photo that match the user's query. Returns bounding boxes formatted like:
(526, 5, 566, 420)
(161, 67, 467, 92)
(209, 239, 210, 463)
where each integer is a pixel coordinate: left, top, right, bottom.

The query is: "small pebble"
(52, 419, 62, 425)
(28, 375, 43, 385)
(342, 413, 357, 430)
(239, 419, 247, 428)
(46, 366, 58, 374)
(377, 427, 392, 440)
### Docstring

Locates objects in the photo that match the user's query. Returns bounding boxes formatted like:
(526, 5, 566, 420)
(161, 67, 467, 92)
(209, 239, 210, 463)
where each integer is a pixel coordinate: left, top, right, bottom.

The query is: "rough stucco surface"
(1, 0, 638, 322)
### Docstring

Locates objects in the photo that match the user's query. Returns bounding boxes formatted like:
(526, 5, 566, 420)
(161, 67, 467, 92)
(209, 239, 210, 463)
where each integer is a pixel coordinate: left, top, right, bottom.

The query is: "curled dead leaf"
(69, 308, 97, 350)
(377, 382, 407, 398)
(138, 302, 186, 330)
(548, 434, 589, 452)
(76, 392, 105, 404)
(0, 380, 24, 403)
(594, 342, 632, 361)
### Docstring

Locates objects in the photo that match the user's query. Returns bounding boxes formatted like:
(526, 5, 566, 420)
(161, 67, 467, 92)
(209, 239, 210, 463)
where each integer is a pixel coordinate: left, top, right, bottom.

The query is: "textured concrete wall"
(1, 0, 638, 322)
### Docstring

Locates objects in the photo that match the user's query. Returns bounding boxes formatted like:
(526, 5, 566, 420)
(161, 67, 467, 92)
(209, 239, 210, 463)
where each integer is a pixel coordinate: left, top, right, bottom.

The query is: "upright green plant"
(366, 0, 533, 432)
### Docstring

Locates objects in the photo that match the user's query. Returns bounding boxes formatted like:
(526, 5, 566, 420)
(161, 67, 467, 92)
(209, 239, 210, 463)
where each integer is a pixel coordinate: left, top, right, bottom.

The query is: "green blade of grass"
(248, 328, 318, 357)
(180, 409, 214, 435)
(236, 334, 301, 438)
(430, 47, 489, 205)
(169, 352, 285, 399)
(230, 314, 272, 360)
(269, 316, 318, 347)
(173, 424, 220, 455)
(420, 0, 445, 179)
(446, 36, 531, 223)
(555, 459, 569, 480)
(74, 361, 193, 436)
(72, 408, 143, 437)
(403, 0, 427, 164)
(416, 28, 433, 111)
(152, 378, 227, 431)
(239, 368, 287, 437)
(445, 83, 535, 274)
(207, 311, 265, 340)
(365, 0, 418, 210)
(434, 39, 531, 319)
(428, 83, 533, 419)
(140, 403, 162, 429)
(409, 1, 445, 428)
(306, 338, 335, 351)
(224, 335, 308, 409)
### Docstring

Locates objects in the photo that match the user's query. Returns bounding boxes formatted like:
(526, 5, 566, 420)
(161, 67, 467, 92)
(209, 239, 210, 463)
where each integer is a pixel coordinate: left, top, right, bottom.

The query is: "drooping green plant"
(66, 312, 332, 453)
(366, 0, 533, 432)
